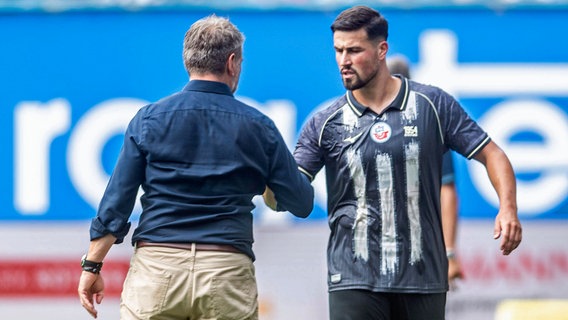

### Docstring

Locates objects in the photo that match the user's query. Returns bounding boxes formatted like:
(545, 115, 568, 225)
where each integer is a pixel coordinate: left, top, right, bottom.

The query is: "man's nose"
(339, 53, 351, 67)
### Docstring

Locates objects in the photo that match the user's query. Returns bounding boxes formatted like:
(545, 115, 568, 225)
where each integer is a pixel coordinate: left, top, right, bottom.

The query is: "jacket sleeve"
(265, 122, 314, 218)
(90, 110, 146, 243)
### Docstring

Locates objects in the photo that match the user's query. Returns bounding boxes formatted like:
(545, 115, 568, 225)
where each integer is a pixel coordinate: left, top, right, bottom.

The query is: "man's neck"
(352, 74, 401, 115)
(191, 73, 234, 90)
(191, 73, 225, 83)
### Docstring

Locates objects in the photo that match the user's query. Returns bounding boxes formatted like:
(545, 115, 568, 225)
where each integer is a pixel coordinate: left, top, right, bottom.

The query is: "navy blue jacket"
(90, 80, 314, 260)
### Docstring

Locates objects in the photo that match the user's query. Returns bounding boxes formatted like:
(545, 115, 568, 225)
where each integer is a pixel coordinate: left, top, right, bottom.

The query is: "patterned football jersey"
(294, 77, 489, 293)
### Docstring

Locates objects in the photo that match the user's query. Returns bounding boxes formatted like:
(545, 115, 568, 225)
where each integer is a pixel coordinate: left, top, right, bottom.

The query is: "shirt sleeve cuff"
(89, 217, 131, 244)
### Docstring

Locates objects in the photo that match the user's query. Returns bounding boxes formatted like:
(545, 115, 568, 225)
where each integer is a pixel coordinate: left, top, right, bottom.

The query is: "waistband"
(136, 241, 241, 254)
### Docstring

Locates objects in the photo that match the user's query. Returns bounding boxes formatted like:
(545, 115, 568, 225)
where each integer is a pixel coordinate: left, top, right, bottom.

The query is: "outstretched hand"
(263, 187, 277, 211)
(78, 271, 105, 318)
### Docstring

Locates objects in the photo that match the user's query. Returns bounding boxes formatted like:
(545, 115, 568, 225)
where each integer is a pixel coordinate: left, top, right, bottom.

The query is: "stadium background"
(1, 0, 567, 319)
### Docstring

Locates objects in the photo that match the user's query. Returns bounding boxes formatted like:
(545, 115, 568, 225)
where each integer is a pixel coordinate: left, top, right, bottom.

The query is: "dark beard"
(342, 68, 378, 91)
(343, 77, 365, 91)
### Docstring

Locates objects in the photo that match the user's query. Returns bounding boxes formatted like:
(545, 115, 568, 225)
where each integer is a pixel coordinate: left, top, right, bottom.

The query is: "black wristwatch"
(81, 254, 103, 274)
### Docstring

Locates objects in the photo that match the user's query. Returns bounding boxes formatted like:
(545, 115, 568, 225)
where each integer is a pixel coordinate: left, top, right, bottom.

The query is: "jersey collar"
(345, 76, 409, 117)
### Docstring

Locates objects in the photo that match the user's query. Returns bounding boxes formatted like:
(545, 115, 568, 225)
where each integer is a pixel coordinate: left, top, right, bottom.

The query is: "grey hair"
(183, 15, 245, 76)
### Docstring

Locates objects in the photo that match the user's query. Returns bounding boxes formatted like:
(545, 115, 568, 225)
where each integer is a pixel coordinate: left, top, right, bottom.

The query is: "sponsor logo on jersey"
(343, 131, 365, 144)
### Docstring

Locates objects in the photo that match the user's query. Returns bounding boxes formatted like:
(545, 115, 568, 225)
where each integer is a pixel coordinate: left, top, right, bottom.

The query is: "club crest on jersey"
(370, 122, 392, 143)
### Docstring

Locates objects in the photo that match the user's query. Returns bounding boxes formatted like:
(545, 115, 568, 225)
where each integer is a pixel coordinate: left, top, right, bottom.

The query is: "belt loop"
(191, 243, 196, 256)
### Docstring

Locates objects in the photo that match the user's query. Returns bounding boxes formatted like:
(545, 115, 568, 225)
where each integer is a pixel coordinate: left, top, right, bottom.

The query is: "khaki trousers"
(120, 244, 258, 320)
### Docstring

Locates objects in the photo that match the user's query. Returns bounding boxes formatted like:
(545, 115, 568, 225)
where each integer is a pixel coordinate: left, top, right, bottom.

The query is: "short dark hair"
(331, 6, 388, 42)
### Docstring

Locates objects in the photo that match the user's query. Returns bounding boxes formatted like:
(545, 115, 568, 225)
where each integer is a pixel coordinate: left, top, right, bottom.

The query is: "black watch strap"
(81, 254, 103, 274)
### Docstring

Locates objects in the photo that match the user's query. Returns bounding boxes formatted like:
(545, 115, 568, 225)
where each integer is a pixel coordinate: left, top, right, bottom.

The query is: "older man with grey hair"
(78, 15, 314, 319)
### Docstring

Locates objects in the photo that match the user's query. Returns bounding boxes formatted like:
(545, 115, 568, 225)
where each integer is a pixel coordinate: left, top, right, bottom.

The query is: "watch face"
(81, 254, 103, 274)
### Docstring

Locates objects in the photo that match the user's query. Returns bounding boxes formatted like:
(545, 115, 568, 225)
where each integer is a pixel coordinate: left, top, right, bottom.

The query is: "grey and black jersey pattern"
(294, 77, 490, 293)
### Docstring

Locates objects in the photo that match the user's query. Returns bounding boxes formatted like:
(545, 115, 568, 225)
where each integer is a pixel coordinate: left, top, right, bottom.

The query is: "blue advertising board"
(1, 8, 567, 221)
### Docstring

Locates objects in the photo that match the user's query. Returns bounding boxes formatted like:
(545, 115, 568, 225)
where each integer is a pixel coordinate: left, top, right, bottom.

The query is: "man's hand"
(263, 187, 277, 211)
(78, 271, 105, 318)
(493, 208, 522, 255)
(448, 256, 464, 290)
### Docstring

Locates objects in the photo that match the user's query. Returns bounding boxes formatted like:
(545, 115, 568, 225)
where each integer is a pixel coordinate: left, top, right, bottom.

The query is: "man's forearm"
(475, 141, 517, 210)
(85, 234, 117, 263)
(441, 183, 458, 251)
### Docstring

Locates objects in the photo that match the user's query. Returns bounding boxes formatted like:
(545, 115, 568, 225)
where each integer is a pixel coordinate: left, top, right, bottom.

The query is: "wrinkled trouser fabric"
(120, 244, 258, 320)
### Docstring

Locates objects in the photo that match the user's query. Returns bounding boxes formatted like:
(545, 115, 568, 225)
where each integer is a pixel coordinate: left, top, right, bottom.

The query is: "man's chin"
(343, 80, 361, 91)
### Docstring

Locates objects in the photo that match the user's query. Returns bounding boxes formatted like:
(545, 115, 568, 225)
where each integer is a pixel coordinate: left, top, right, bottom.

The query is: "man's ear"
(378, 40, 389, 60)
(226, 52, 237, 76)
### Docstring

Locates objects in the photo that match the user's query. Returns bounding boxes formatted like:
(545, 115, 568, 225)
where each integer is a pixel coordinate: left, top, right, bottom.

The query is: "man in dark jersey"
(388, 55, 464, 288)
(293, 6, 522, 319)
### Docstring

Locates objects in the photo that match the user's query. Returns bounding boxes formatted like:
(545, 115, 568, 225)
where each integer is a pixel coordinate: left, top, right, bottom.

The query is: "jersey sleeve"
(441, 151, 455, 185)
(294, 115, 325, 181)
(440, 91, 491, 159)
